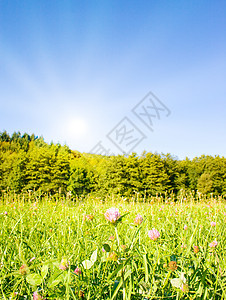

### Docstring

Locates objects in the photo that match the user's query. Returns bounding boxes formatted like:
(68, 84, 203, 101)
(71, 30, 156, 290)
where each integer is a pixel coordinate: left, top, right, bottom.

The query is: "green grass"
(0, 193, 225, 299)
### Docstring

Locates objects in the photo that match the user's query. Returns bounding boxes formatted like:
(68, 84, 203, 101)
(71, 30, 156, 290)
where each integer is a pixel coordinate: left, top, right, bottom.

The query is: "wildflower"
(181, 283, 189, 293)
(148, 228, 160, 241)
(134, 214, 143, 225)
(74, 267, 81, 275)
(108, 252, 118, 262)
(209, 240, 218, 248)
(183, 225, 188, 230)
(33, 291, 43, 300)
(121, 245, 128, 252)
(104, 208, 121, 224)
(4, 211, 8, 215)
(83, 214, 94, 221)
(194, 246, 199, 254)
(11, 292, 18, 299)
(19, 264, 28, 275)
(78, 290, 84, 298)
(86, 214, 94, 221)
(109, 236, 115, 241)
(181, 244, 187, 249)
(59, 258, 69, 270)
(29, 257, 36, 263)
(210, 221, 216, 227)
(168, 261, 177, 271)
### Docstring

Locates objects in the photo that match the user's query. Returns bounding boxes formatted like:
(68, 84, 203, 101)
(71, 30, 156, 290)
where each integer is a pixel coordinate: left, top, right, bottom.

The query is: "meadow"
(0, 192, 225, 299)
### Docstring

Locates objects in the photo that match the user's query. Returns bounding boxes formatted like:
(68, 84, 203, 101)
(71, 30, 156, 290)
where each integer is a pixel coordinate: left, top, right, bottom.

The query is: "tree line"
(0, 131, 225, 197)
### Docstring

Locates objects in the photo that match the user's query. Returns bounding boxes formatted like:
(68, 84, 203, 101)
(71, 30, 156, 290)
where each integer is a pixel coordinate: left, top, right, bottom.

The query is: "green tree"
(97, 155, 127, 196)
(0, 131, 10, 142)
(124, 153, 142, 196)
(24, 142, 70, 193)
(197, 173, 213, 194)
(140, 152, 170, 196)
(0, 149, 27, 192)
(162, 153, 180, 192)
(68, 153, 98, 196)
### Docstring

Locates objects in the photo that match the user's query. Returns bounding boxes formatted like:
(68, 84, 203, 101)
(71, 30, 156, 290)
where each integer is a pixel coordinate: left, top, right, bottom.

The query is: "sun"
(64, 117, 88, 138)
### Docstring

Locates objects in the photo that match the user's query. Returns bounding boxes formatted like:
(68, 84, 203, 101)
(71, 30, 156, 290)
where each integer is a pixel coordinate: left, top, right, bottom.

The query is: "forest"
(0, 131, 225, 198)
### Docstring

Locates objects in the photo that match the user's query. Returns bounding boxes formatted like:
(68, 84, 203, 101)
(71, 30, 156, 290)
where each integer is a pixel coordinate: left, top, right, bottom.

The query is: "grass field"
(0, 192, 225, 299)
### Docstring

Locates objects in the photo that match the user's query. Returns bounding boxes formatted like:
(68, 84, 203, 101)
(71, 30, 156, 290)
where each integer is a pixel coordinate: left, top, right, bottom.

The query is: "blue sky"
(0, 0, 225, 159)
